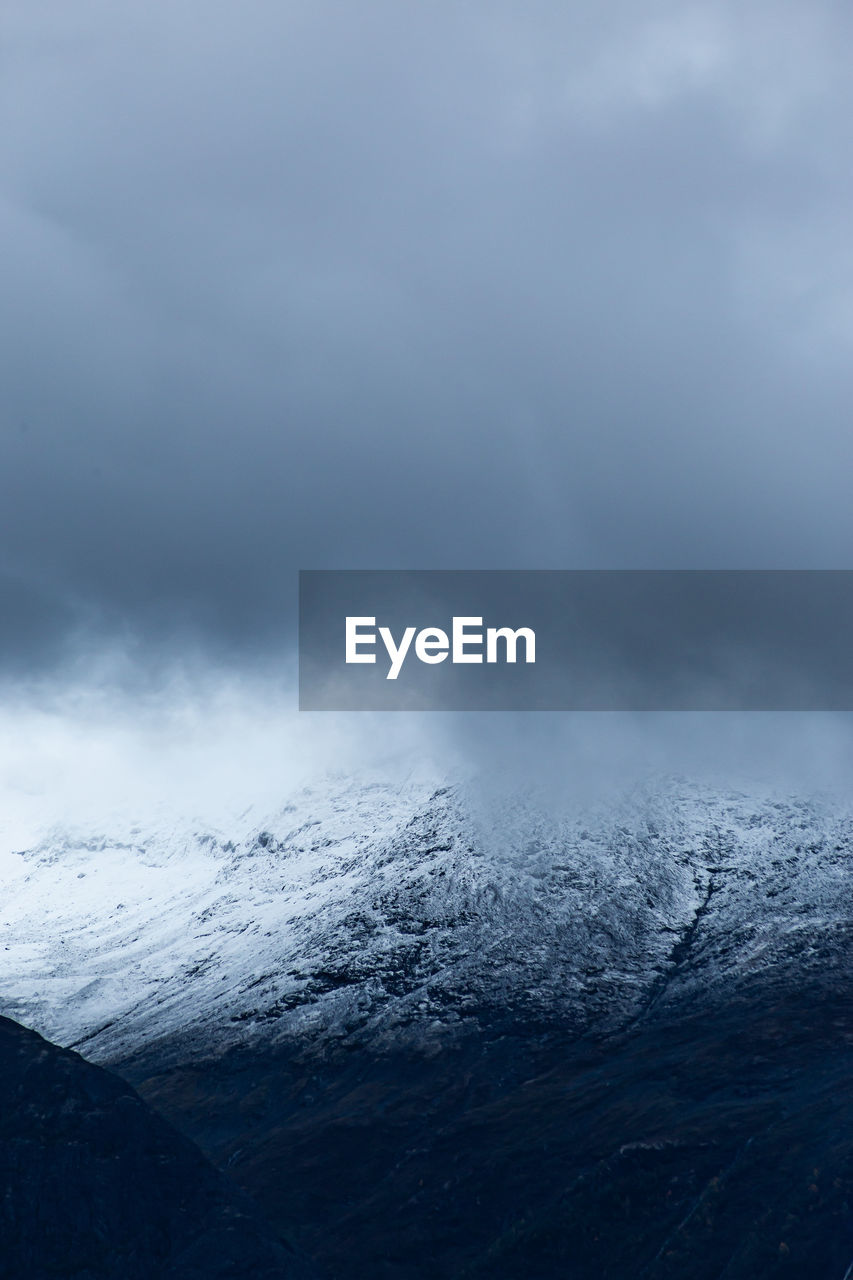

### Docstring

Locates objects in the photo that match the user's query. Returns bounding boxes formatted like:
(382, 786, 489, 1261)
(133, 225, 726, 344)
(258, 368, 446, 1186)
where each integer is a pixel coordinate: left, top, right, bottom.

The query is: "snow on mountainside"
(0, 774, 851, 1064)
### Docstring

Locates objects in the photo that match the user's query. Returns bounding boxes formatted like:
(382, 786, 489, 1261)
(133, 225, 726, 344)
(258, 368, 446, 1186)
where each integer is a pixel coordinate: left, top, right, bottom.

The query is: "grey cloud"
(2, 0, 853, 675)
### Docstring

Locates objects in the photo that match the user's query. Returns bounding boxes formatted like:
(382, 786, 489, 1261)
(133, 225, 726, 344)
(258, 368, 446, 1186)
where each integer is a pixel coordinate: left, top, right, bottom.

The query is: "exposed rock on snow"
(1, 775, 850, 1063)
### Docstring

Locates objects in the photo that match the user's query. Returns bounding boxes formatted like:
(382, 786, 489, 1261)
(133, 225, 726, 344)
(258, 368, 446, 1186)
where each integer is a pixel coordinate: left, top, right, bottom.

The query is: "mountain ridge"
(2, 775, 850, 1065)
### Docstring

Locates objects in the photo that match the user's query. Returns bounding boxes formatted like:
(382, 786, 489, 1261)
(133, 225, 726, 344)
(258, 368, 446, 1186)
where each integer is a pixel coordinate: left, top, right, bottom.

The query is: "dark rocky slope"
(126, 968, 853, 1279)
(0, 1016, 313, 1280)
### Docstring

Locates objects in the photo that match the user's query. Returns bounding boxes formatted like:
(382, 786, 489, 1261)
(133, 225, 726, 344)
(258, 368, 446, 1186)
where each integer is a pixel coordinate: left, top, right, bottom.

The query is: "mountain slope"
(127, 975, 853, 1279)
(0, 1015, 312, 1279)
(4, 775, 853, 1277)
(1, 777, 851, 1063)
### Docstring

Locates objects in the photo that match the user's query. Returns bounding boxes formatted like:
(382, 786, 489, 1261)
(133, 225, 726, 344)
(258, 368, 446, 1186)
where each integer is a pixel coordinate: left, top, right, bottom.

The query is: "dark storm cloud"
(2, 0, 853, 673)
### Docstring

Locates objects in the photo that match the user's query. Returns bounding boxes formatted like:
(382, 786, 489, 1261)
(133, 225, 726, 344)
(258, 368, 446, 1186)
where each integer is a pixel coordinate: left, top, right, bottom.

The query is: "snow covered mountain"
(1, 774, 851, 1065)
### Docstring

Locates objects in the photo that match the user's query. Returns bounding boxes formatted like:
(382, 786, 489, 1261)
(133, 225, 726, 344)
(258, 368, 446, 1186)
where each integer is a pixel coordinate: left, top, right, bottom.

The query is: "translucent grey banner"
(298, 570, 853, 710)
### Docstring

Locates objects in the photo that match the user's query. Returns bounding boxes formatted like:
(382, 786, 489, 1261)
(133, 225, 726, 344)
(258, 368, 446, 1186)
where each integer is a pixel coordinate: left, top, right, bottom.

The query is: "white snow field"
(1, 772, 851, 1063)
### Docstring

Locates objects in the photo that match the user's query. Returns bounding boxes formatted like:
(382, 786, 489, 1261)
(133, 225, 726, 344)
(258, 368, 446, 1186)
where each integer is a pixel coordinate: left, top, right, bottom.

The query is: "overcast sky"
(3, 0, 853, 681)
